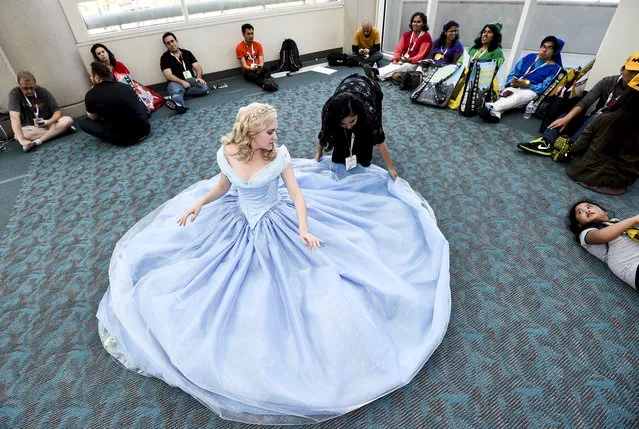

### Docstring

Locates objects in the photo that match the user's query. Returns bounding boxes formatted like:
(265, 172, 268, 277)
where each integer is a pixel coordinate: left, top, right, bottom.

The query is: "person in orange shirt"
(236, 24, 278, 92)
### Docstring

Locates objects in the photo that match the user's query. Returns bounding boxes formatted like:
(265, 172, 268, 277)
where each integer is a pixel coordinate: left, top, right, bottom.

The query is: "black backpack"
(277, 39, 302, 73)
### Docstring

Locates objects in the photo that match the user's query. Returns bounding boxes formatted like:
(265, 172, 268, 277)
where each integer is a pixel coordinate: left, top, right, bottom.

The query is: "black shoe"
(517, 137, 552, 156)
(262, 78, 279, 92)
(165, 98, 187, 114)
(363, 65, 378, 81)
(477, 106, 500, 123)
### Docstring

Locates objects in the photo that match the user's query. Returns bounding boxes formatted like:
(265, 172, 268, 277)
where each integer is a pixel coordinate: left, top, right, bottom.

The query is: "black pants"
(80, 118, 150, 146)
(243, 69, 271, 87)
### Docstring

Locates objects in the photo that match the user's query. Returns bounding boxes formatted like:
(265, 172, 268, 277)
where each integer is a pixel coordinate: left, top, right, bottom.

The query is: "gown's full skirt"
(97, 158, 451, 425)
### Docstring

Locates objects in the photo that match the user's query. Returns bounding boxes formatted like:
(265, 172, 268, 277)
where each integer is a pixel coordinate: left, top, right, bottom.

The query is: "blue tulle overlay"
(97, 150, 450, 425)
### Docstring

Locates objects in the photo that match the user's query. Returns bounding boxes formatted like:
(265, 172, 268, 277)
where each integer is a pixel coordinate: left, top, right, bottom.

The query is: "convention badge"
(345, 155, 357, 170)
(33, 117, 44, 126)
(434, 53, 443, 61)
(183, 70, 193, 79)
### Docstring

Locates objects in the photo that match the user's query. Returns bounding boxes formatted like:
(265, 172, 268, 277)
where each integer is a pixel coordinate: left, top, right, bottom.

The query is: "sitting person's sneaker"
(262, 78, 279, 92)
(477, 105, 500, 123)
(517, 137, 552, 156)
(363, 65, 378, 81)
(551, 135, 572, 162)
(165, 98, 187, 114)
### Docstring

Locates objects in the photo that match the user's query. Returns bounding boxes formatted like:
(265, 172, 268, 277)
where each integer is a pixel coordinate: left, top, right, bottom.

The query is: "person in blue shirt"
(478, 36, 564, 123)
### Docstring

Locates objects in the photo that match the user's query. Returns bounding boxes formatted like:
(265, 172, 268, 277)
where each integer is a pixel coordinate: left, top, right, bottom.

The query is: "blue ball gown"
(97, 145, 451, 425)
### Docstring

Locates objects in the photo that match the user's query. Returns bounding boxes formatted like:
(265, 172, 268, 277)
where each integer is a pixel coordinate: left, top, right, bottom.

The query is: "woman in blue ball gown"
(97, 103, 451, 425)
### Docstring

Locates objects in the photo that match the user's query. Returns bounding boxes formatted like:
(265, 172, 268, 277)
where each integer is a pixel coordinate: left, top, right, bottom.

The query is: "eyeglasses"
(540, 45, 554, 51)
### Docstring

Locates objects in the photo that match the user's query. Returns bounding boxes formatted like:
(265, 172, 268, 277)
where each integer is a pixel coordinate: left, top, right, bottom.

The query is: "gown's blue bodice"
(216, 145, 290, 229)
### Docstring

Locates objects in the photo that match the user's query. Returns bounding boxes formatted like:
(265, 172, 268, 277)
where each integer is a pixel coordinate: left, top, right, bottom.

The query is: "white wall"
(77, 6, 345, 88)
(587, 0, 639, 90)
(0, 2, 345, 116)
(343, 0, 378, 51)
(0, 0, 90, 113)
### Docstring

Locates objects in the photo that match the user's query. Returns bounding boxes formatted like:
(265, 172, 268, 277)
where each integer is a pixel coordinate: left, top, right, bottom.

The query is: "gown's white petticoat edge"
(98, 153, 451, 425)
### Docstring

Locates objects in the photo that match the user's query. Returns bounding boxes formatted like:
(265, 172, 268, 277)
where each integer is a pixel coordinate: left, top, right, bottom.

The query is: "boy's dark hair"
(540, 36, 560, 52)
(472, 24, 502, 51)
(90, 61, 113, 81)
(162, 32, 177, 44)
(567, 200, 608, 240)
(242, 23, 254, 33)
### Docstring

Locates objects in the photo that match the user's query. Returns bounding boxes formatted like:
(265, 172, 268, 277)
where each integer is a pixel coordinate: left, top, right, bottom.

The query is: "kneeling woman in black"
(315, 74, 398, 180)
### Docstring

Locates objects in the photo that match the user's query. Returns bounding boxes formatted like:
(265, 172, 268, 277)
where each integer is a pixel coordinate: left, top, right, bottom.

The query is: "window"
(64, 0, 338, 38)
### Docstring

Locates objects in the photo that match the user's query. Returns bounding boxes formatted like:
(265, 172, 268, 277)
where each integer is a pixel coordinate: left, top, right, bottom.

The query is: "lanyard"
(349, 132, 355, 157)
(471, 49, 487, 61)
(24, 92, 39, 117)
(602, 76, 622, 108)
(519, 59, 548, 79)
(439, 46, 449, 56)
(245, 42, 256, 62)
(404, 31, 423, 56)
(172, 51, 187, 71)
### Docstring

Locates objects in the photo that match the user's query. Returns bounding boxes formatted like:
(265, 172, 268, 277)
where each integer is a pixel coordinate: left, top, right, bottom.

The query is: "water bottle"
(523, 101, 534, 119)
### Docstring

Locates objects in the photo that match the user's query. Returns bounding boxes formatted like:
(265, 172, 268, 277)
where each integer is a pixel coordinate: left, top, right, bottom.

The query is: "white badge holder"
(183, 70, 193, 80)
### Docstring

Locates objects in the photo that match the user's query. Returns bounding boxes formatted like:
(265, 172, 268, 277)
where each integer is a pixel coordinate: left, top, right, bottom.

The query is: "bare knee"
(57, 116, 74, 129)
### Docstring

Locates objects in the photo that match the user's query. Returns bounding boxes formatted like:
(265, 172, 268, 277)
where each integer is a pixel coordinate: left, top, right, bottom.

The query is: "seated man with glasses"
(8, 71, 75, 152)
(478, 36, 564, 123)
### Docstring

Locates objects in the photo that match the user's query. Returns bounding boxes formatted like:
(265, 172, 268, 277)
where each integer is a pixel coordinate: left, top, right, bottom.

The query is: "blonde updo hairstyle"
(221, 103, 278, 162)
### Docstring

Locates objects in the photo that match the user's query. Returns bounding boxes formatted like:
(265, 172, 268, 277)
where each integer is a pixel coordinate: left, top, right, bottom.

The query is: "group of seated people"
(7, 13, 639, 195)
(7, 22, 278, 151)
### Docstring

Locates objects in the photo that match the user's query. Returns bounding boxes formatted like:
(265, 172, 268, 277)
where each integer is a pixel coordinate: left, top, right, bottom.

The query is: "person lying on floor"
(518, 52, 639, 157)
(477, 36, 563, 123)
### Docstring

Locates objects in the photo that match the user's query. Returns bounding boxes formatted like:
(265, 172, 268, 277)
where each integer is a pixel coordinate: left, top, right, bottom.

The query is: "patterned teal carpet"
(1, 72, 638, 428)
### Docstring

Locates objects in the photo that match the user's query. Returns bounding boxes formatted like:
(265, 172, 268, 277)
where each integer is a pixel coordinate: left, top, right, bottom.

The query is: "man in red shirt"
(236, 24, 278, 92)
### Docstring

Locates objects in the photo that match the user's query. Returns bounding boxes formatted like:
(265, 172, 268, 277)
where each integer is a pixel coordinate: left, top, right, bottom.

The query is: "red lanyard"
(172, 52, 187, 70)
(24, 92, 39, 117)
(404, 32, 423, 56)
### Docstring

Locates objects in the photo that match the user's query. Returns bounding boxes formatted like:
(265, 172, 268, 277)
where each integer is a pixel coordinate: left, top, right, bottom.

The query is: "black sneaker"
(517, 137, 552, 156)
(477, 106, 500, 123)
(165, 98, 187, 114)
(363, 65, 378, 81)
(262, 78, 279, 92)
(551, 135, 571, 162)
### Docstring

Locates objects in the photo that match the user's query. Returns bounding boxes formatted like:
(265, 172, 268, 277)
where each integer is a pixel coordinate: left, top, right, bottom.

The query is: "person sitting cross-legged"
(8, 71, 74, 152)
(518, 52, 639, 158)
(236, 23, 278, 92)
(347, 20, 383, 67)
(478, 36, 564, 123)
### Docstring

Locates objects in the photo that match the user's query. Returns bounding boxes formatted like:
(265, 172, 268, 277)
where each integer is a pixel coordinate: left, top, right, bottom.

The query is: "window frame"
(59, 0, 343, 45)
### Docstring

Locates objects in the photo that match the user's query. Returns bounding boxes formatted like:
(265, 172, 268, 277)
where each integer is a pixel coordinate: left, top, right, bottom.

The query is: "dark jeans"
(542, 113, 596, 144)
(347, 51, 383, 66)
(244, 69, 271, 87)
(80, 118, 150, 146)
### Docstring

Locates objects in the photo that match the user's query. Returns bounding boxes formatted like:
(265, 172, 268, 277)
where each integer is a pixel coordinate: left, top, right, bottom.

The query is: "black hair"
(473, 24, 502, 51)
(409, 12, 428, 32)
(241, 23, 254, 33)
(567, 200, 608, 240)
(435, 20, 459, 50)
(593, 88, 639, 156)
(90, 61, 113, 81)
(162, 32, 177, 44)
(319, 93, 370, 152)
(540, 36, 560, 53)
(90, 43, 116, 66)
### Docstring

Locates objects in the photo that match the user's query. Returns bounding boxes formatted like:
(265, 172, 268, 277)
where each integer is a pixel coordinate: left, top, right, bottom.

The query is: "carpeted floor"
(1, 68, 637, 428)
